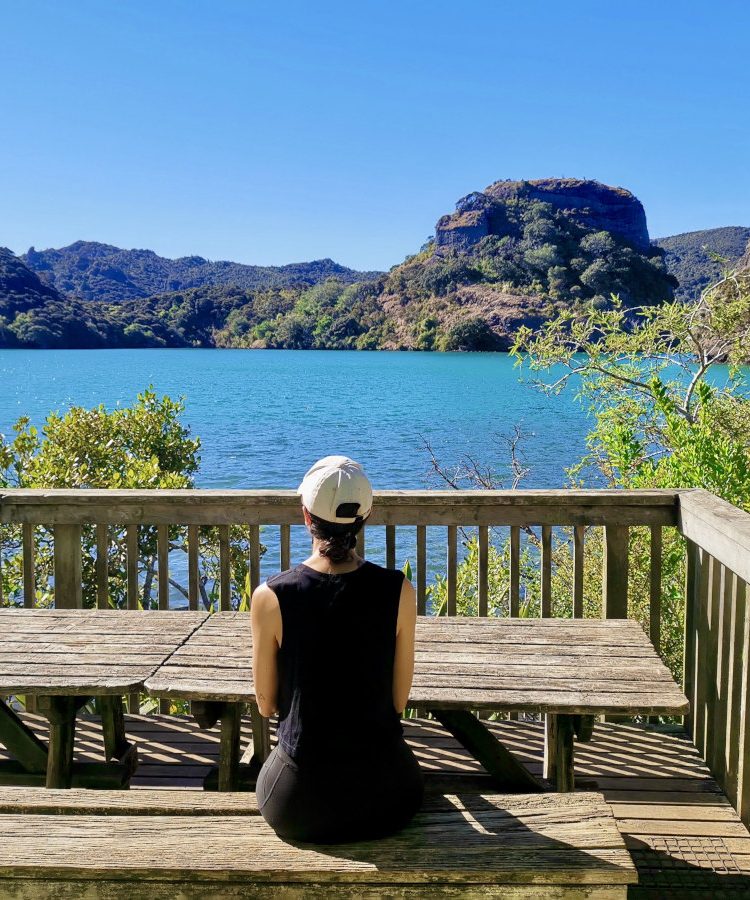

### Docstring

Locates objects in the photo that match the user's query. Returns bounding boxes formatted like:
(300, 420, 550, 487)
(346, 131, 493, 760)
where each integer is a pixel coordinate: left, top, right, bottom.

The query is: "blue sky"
(1, 0, 748, 271)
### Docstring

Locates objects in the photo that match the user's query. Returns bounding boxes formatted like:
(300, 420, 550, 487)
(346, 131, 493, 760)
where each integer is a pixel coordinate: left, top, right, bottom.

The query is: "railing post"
(734, 579, 750, 826)
(683, 539, 700, 734)
(53, 524, 82, 609)
(603, 525, 629, 619)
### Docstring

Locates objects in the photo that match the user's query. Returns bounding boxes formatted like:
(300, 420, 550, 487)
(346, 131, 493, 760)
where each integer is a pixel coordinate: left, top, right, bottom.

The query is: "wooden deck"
(1, 712, 749, 896)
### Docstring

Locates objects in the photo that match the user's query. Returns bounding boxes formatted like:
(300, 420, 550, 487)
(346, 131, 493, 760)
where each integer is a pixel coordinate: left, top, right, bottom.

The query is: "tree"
(0, 389, 259, 611)
(510, 267, 750, 677)
(427, 266, 750, 681)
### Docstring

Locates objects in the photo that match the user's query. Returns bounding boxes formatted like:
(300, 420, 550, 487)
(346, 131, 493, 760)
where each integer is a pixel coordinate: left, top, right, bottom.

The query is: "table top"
(0, 609, 208, 696)
(145, 613, 689, 716)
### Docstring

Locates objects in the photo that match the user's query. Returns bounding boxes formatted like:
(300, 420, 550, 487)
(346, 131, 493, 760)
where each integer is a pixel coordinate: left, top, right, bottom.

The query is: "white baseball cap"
(297, 455, 373, 524)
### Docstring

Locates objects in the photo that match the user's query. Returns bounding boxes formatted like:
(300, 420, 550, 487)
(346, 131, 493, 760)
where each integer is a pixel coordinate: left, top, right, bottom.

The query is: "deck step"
(0, 789, 636, 898)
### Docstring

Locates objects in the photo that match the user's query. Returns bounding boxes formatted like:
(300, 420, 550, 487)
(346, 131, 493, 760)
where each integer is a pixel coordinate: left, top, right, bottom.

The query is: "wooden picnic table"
(0, 609, 207, 789)
(145, 613, 689, 792)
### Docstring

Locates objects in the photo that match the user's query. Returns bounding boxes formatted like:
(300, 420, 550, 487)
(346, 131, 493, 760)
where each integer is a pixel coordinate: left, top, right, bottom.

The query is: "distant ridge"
(22, 241, 381, 303)
(2, 179, 747, 350)
(653, 227, 750, 301)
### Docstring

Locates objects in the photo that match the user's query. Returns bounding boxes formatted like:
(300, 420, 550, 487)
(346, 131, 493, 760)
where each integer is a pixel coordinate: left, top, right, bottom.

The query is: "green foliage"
(0, 389, 262, 611)
(654, 227, 750, 302)
(22, 242, 378, 304)
(509, 269, 750, 677)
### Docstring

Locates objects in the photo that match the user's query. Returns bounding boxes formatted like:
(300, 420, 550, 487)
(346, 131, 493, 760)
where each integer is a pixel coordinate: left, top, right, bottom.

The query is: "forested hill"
(0, 247, 116, 348)
(2, 178, 745, 350)
(653, 227, 750, 301)
(22, 241, 380, 303)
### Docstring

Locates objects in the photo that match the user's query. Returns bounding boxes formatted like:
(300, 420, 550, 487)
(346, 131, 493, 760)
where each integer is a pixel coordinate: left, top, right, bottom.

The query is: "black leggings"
(256, 737, 424, 843)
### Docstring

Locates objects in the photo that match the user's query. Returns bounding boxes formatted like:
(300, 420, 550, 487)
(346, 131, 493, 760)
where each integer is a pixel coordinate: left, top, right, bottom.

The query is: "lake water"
(0, 349, 592, 588)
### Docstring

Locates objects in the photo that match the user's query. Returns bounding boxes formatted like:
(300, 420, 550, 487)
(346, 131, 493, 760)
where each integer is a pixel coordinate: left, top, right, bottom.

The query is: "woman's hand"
(392, 578, 417, 714)
(250, 582, 282, 717)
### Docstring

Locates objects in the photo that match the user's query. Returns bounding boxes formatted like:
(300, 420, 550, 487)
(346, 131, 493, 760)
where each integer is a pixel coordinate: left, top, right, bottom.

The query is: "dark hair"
(308, 512, 365, 563)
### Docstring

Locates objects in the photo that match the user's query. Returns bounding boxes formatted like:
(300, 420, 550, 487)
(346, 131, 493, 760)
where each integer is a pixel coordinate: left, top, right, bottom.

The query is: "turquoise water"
(0, 349, 591, 587)
(0, 349, 589, 490)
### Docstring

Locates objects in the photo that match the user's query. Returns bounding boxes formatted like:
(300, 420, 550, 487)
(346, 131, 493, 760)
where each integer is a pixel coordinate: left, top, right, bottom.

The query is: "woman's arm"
(250, 582, 282, 717)
(392, 577, 417, 714)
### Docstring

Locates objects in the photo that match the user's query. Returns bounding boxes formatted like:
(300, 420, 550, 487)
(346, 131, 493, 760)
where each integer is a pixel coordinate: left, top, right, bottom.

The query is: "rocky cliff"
(436, 178, 650, 253)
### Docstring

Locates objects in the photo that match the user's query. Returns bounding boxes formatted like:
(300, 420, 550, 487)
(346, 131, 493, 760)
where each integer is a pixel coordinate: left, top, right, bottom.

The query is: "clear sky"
(1, 0, 748, 271)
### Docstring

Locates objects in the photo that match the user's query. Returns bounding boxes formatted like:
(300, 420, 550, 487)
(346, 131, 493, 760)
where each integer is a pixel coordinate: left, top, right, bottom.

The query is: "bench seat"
(0, 788, 636, 898)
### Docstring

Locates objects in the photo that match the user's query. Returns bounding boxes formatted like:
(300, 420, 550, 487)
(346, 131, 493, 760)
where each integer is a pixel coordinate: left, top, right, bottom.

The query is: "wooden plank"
(22, 523, 35, 608)
(679, 488, 750, 584)
(248, 701, 272, 764)
(188, 524, 199, 611)
(706, 559, 726, 787)
(416, 525, 426, 615)
(386, 525, 396, 570)
(218, 525, 231, 611)
(95, 523, 109, 610)
(53, 524, 82, 609)
(541, 525, 552, 617)
(693, 549, 712, 756)
(544, 714, 575, 791)
(248, 524, 260, 594)
(477, 526, 489, 617)
(428, 708, 543, 792)
(0, 791, 637, 888)
(100, 696, 129, 761)
(157, 526, 169, 611)
(446, 525, 457, 616)
(713, 563, 734, 794)
(280, 524, 291, 571)
(573, 526, 584, 618)
(0, 487, 679, 533)
(603, 525, 628, 619)
(42, 696, 76, 789)
(126, 524, 140, 713)
(683, 539, 700, 734)
(0, 701, 48, 774)
(735, 578, 750, 826)
(649, 525, 662, 652)
(126, 525, 139, 610)
(156, 525, 172, 720)
(218, 703, 242, 791)
(510, 526, 520, 616)
(725, 570, 746, 807)
(0, 787, 261, 815)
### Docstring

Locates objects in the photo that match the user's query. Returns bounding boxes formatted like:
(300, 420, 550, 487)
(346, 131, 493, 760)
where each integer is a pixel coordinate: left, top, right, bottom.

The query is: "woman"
(250, 455, 424, 843)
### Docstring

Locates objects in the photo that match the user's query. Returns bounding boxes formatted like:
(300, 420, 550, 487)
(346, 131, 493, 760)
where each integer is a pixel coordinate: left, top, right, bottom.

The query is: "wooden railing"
(2, 487, 750, 821)
(0, 488, 679, 616)
(680, 489, 750, 824)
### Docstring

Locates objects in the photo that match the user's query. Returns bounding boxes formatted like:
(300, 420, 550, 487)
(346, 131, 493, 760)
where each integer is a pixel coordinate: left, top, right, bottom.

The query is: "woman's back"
(269, 560, 405, 763)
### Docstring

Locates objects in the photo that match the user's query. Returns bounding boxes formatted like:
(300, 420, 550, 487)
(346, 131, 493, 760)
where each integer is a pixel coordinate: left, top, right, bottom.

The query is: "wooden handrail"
(0, 488, 680, 526)
(678, 488, 750, 584)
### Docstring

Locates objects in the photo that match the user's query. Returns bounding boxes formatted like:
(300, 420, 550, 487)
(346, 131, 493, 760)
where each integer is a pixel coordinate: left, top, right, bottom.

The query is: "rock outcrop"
(436, 178, 650, 253)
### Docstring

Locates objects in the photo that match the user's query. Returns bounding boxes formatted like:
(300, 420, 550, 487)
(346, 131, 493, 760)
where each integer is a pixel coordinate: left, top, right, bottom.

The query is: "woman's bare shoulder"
(251, 582, 280, 616)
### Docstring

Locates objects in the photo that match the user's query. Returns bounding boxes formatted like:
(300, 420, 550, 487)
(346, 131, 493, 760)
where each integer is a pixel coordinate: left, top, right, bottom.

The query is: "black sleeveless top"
(267, 560, 405, 762)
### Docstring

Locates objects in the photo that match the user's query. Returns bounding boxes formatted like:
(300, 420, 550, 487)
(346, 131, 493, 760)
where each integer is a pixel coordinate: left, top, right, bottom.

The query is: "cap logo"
(336, 502, 360, 518)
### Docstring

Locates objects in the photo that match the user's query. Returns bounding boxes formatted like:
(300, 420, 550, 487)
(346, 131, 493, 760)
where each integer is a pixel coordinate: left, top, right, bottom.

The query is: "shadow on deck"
(3, 712, 750, 897)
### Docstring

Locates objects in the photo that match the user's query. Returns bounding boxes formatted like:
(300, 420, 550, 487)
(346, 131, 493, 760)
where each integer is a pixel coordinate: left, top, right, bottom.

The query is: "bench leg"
(248, 701, 272, 765)
(0, 698, 48, 775)
(219, 703, 242, 791)
(43, 697, 77, 789)
(430, 708, 543, 792)
(544, 713, 576, 792)
(100, 696, 129, 760)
